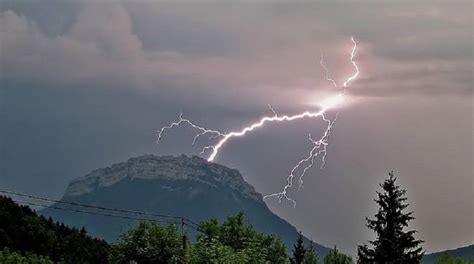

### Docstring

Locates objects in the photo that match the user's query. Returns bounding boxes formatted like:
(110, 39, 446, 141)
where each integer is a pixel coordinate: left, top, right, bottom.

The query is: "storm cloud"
(1, 0, 472, 256)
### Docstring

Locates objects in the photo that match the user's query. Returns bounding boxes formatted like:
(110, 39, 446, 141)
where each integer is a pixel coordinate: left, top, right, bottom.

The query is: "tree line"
(1, 172, 472, 263)
(0, 195, 108, 263)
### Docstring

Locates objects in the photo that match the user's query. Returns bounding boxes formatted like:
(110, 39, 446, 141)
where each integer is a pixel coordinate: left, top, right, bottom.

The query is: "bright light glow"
(157, 36, 360, 207)
(319, 94, 345, 111)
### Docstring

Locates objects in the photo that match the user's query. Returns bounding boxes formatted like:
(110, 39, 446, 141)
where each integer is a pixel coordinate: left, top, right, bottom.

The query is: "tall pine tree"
(358, 171, 424, 264)
(290, 232, 306, 264)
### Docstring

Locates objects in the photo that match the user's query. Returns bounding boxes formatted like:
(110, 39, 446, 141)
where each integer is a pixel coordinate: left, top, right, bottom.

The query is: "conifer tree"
(358, 171, 424, 264)
(290, 232, 306, 264)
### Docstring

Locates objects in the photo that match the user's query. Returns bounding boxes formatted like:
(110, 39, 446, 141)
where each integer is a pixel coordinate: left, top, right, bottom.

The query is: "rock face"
(42, 154, 329, 256)
(65, 154, 262, 202)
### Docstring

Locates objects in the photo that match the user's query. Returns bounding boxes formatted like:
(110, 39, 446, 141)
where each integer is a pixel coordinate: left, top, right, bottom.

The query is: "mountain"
(423, 245, 474, 263)
(41, 154, 330, 257)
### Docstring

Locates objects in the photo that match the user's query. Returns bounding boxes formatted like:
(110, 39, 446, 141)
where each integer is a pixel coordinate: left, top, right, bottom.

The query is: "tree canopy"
(109, 221, 183, 264)
(192, 212, 287, 264)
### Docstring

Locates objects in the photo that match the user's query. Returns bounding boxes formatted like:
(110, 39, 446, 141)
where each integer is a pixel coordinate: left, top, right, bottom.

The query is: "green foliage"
(323, 246, 352, 264)
(357, 171, 424, 264)
(191, 236, 248, 264)
(109, 221, 183, 264)
(435, 254, 474, 264)
(191, 212, 287, 264)
(266, 236, 288, 264)
(0, 248, 53, 264)
(0, 196, 109, 263)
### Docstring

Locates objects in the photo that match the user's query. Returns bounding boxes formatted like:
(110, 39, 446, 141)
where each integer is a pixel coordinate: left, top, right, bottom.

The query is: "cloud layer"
(2, 1, 472, 103)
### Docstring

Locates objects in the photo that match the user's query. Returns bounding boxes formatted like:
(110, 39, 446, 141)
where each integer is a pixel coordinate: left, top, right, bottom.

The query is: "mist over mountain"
(40, 154, 330, 256)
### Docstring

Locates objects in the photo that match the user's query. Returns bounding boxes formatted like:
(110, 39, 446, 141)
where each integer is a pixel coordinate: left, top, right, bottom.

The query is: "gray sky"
(1, 0, 472, 255)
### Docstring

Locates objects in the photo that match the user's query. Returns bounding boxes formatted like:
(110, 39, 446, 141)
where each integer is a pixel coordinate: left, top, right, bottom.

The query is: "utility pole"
(181, 217, 190, 264)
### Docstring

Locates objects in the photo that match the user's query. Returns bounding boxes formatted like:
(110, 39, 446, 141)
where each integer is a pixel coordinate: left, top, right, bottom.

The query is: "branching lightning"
(157, 37, 360, 207)
(157, 113, 224, 147)
(262, 36, 359, 206)
(343, 36, 360, 90)
(320, 52, 337, 88)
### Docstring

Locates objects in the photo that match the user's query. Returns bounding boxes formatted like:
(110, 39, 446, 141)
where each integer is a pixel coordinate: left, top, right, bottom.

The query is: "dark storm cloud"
(1, 0, 472, 256)
(2, 0, 472, 99)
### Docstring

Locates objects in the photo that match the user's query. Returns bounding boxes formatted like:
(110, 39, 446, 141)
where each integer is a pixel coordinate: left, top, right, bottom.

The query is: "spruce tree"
(290, 232, 306, 264)
(358, 171, 424, 264)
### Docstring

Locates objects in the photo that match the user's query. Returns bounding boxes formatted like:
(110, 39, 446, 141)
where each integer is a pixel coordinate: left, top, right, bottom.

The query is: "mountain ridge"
(423, 244, 474, 263)
(65, 154, 262, 202)
(42, 154, 331, 257)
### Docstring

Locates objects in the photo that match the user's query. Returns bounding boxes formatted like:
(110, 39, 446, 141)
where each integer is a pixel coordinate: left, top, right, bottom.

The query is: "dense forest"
(0, 196, 109, 263)
(1, 172, 472, 263)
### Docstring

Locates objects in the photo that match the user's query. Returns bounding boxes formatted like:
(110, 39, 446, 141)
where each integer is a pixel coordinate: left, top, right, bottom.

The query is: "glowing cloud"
(157, 37, 360, 206)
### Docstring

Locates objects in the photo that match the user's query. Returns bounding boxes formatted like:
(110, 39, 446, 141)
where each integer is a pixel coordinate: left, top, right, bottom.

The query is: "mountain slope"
(423, 245, 474, 263)
(41, 154, 330, 257)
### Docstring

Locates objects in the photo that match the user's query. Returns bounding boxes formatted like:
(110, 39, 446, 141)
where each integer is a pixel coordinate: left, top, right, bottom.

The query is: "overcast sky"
(1, 0, 472, 255)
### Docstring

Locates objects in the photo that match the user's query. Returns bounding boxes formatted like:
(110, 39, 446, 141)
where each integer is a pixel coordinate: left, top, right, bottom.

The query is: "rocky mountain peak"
(64, 154, 263, 202)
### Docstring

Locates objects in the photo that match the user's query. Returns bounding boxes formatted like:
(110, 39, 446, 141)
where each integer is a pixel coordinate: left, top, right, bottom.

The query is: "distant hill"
(0, 196, 109, 263)
(423, 245, 474, 263)
(40, 154, 331, 257)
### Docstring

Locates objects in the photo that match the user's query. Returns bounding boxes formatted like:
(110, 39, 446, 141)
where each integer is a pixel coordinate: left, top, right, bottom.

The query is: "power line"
(0, 190, 181, 219)
(16, 200, 181, 225)
(0, 189, 200, 230)
(12, 198, 200, 232)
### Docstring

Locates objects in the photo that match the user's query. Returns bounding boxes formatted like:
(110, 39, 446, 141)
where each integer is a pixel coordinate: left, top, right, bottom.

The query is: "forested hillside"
(0, 196, 109, 263)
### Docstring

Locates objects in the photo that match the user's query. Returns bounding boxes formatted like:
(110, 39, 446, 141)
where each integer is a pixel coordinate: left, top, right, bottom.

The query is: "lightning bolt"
(320, 52, 337, 88)
(262, 114, 337, 207)
(157, 36, 360, 207)
(343, 36, 359, 90)
(262, 36, 359, 206)
(157, 113, 224, 147)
